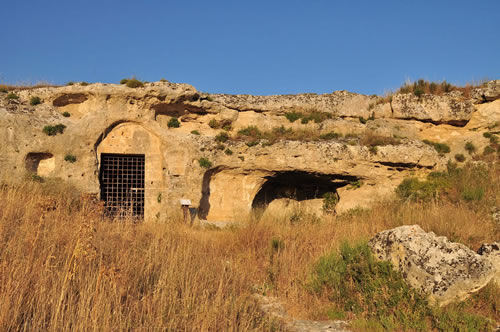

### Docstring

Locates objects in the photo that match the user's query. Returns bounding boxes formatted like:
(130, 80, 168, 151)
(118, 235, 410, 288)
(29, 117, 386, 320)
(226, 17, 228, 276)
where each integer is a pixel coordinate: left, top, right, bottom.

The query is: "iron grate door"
(100, 153, 145, 218)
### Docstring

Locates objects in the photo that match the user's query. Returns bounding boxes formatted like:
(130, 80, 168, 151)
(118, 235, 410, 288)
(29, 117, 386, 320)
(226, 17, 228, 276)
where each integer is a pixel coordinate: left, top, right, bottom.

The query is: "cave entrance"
(99, 153, 145, 218)
(251, 171, 357, 215)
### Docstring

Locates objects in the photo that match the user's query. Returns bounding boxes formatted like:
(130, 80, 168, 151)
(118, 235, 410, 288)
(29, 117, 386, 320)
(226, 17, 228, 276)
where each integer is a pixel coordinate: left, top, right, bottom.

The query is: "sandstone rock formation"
(1, 80, 499, 222)
(368, 225, 496, 306)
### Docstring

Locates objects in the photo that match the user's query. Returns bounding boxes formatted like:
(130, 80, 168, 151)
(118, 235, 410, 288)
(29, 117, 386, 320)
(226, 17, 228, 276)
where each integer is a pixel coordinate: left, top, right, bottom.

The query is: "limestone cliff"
(1, 80, 499, 222)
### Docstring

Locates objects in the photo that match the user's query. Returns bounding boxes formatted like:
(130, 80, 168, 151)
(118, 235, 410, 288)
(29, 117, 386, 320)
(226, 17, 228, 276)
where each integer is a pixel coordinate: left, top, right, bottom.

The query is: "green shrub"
(191, 130, 200, 135)
(358, 116, 367, 124)
(308, 242, 431, 331)
(300, 117, 310, 124)
(43, 124, 66, 136)
(483, 145, 495, 155)
(64, 154, 77, 163)
(483, 132, 493, 139)
(66, 81, 74, 86)
(80, 81, 89, 86)
(454, 153, 466, 162)
(224, 148, 233, 155)
(465, 141, 476, 154)
(396, 175, 448, 201)
(319, 132, 342, 140)
(215, 132, 229, 143)
(246, 140, 260, 147)
(414, 87, 424, 98)
(285, 111, 302, 123)
(30, 96, 42, 105)
(120, 78, 129, 84)
(7, 92, 19, 99)
(423, 140, 450, 154)
(208, 119, 220, 129)
(62, 112, 71, 117)
(198, 157, 212, 169)
(125, 78, 143, 88)
(322, 192, 338, 214)
(237, 126, 262, 138)
(167, 117, 180, 128)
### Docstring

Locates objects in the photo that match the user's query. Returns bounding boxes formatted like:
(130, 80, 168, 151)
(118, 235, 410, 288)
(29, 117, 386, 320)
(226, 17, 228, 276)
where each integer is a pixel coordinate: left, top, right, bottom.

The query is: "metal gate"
(100, 153, 145, 218)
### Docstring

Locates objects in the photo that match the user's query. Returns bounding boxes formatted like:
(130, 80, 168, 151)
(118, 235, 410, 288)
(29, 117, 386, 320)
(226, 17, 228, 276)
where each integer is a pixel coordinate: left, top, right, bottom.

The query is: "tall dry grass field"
(0, 174, 498, 330)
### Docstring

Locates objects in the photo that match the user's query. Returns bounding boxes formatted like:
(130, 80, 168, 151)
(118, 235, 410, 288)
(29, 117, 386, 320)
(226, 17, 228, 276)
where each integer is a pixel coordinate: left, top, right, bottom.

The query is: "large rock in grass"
(368, 225, 495, 306)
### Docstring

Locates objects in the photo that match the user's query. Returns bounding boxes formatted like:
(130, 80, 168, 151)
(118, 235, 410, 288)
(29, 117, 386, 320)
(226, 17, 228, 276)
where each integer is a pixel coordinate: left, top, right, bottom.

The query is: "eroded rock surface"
(478, 242, 500, 286)
(368, 225, 495, 306)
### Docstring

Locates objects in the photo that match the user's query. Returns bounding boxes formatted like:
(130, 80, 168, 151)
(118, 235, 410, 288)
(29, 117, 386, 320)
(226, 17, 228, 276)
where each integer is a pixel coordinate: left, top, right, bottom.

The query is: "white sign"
(180, 199, 191, 206)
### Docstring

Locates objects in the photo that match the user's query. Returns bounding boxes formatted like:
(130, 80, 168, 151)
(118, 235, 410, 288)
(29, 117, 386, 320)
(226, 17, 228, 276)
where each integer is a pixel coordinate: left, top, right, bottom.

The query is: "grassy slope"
(0, 162, 499, 331)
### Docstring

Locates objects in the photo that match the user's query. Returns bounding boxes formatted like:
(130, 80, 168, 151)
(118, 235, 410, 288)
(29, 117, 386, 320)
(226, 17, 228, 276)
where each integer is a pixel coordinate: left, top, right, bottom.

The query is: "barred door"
(100, 153, 145, 218)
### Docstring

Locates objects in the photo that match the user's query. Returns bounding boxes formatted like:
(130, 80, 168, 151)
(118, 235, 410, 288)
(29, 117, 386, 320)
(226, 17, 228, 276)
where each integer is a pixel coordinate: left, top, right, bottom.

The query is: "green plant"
(198, 157, 212, 169)
(208, 119, 220, 129)
(224, 148, 233, 155)
(157, 193, 162, 203)
(414, 87, 424, 98)
(167, 117, 180, 128)
(215, 132, 229, 143)
(319, 132, 342, 140)
(216, 143, 225, 150)
(125, 78, 143, 88)
(322, 192, 339, 214)
(358, 116, 367, 124)
(43, 124, 66, 136)
(285, 111, 302, 123)
(30, 173, 44, 182)
(238, 126, 262, 138)
(64, 154, 77, 163)
(191, 130, 200, 135)
(80, 81, 89, 86)
(159, 78, 167, 82)
(483, 145, 495, 155)
(368, 146, 378, 154)
(7, 92, 19, 99)
(246, 140, 260, 147)
(454, 153, 466, 162)
(120, 78, 129, 84)
(62, 112, 71, 117)
(465, 141, 476, 154)
(0, 85, 8, 93)
(423, 140, 451, 154)
(30, 96, 42, 105)
(66, 81, 74, 86)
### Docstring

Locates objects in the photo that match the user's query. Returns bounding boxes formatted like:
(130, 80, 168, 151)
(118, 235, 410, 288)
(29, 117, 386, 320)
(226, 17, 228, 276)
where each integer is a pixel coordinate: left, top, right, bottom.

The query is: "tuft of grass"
(64, 154, 77, 163)
(6, 92, 19, 100)
(215, 131, 229, 143)
(455, 153, 466, 162)
(62, 111, 71, 117)
(43, 124, 66, 136)
(30, 96, 42, 105)
(198, 157, 212, 168)
(124, 78, 144, 88)
(422, 139, 451, 154)
(167, 117, 180, 128)
(465, 141, 476, 154)
(208, 119, 220, 129)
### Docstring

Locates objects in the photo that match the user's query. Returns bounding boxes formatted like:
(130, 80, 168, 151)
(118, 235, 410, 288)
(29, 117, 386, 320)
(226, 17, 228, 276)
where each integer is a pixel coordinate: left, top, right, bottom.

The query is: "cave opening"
(251, 171, 358, 213)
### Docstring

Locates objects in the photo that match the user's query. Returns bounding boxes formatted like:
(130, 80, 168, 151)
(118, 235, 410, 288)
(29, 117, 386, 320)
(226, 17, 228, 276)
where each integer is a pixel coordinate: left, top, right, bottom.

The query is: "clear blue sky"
(2, 1, 499, 95)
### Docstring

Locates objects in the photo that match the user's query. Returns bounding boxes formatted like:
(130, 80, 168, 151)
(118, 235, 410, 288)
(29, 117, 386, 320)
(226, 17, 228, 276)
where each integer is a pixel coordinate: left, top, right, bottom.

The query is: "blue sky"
(1, 1, 499, 95)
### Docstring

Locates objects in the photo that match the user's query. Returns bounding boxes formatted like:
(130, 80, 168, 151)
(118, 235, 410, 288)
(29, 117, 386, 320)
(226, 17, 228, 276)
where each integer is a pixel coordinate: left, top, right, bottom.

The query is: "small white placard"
(180, 199, 191, 206)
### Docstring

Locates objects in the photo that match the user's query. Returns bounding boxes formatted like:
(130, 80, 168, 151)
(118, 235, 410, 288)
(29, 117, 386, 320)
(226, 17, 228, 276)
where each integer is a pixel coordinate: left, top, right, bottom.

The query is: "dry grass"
(0, 81, 60, 91)
(0, 176, 498, 330)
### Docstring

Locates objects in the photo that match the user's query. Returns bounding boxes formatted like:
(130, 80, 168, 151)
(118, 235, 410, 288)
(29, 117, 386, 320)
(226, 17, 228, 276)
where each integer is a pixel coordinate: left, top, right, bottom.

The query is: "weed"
(224, 148, 233, 155)
(215, 132, 229, 143)
(80, 81, 89, 86)
(191, 130, 200, 135)
(167, 117, 180, 128)
(64, 154, 77, 163)
(455, 154, 466, 162)
(30, 96, 42, 105)
(246, 140, 260, 147)
(43, 124, 66, 136)
(319, 132, 342, 140)
(120, 78, 129, 84)
(7, 92, 19, 99)
(125, 78, 143, 88)
(423, 140, 451, 154)
(285, 111, 302, 123)
(322, 192, 339, 214)
(483, 146, 495, 155)
(66, 81, 74, 86)
(62, 112, 71, 117)
(465, 141, 476, 154)
(359, 116, 367, 124)
(198, 157, 212, 168)
(208, 119, 220, 129)
(369, 146, 378, 154)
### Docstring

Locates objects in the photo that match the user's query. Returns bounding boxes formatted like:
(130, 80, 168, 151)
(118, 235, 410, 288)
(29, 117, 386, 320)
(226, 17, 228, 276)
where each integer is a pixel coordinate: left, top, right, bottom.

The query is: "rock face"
(0, 80, 499, 222)
(368, 225, 495, 306)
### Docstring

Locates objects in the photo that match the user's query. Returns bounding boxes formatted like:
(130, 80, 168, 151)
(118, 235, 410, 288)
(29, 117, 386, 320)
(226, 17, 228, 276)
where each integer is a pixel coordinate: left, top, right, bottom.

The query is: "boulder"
(471, 80, 500, 103)
(368, 225, 495, 306)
